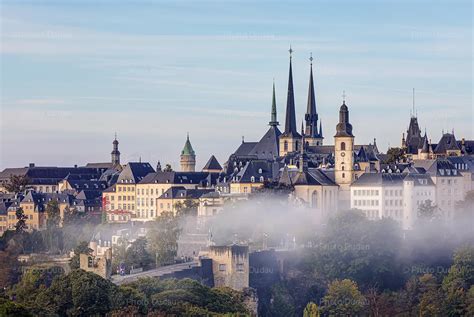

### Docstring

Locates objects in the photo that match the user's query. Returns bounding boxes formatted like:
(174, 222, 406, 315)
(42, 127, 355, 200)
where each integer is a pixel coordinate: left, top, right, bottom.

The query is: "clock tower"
(334, 95, 354, 209)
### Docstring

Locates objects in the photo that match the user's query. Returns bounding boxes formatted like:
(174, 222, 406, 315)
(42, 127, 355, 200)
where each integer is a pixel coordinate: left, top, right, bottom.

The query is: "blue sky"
(1, 0, 472, 170)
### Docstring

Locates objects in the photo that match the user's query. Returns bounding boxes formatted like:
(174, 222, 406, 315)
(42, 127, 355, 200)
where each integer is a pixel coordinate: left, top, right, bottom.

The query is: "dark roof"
(434, 133, 460, 153)
(203, 155, 222, 171)
(158, 187, 214, 200)
(233, 142, 258, 157)
(413, 159, 462, 177)
(139, 171, 212, 186)
(0, 201, 13, 215)
(233, 160, 278, 183)
(352, 173, 405, 186)
(117, 162, 154, 184)
(294, 169, 337, 186)
(248, 126, 281, 160)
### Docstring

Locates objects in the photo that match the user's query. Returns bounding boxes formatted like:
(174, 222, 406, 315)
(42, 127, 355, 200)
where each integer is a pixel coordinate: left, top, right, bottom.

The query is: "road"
(111, 261, 199, 285)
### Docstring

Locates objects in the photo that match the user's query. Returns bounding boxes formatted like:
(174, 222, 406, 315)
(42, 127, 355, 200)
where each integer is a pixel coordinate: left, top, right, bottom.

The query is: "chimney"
(29, 163, 35, 168)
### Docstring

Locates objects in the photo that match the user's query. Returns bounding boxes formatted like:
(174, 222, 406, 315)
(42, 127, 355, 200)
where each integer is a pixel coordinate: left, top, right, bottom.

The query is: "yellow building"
(135, 171, 215, 221)
(102, 162, 154, 219)
(156, 186, 214, 216)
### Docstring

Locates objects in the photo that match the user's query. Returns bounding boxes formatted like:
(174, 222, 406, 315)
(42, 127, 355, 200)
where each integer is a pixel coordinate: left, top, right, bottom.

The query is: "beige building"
(135, 171, 214, 221)
(156, 187, 214, 216)
(334, 99, 355, 210)
(208, 245, 249, 291)
(102, 162, 154, 219)
(80, 247, 112, 279)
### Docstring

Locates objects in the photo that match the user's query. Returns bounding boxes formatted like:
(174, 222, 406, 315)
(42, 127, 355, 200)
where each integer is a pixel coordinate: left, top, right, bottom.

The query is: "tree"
(62, 206, 82, 226)
(442, 245, 474, 316)
(15, 207, 28, 233)
(174, 199, 198, 217)
(124, 237, 154, 271)
(163, 164, 173, 172)
(383, 147, 406, 164)
(43, 200, 63, 253)
(4, 175, 30, 193)
(147, 212, 181, 266)
(69, 241, 93, 270)
(321, 279, 366, 316)
(46, 200, 61, 229)
(303, 301, 320, 317)
(417, 200, 438, 221)
(418, 274, 446, 316)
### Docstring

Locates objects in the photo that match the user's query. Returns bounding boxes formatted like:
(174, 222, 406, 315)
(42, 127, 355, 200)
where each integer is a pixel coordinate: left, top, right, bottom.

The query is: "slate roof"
(158, 187, 214, 200)
(293, 169, 338, 186)
(233, 142, 258, 157)
(351, 173, 405, 186)
(203, 155, 222, 171)
(413, 159, 462, 177)
(434, 133, 460, 153)
(138, 171, 213, 187)
(248, 126, 281, 160)
(117, 162, 154, 184)
(233, 160, 278, 183)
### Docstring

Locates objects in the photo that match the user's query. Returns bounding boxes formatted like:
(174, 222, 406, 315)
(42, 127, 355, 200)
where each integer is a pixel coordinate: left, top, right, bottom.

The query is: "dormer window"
(260, 176, 264, 182)
(251, 176, 255, 183)
(258, 168, 262, 174)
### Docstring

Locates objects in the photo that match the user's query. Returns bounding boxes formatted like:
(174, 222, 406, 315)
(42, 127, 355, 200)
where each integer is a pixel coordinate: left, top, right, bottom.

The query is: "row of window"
(354, 199, 379, 207)
(353, 189, 380, 196)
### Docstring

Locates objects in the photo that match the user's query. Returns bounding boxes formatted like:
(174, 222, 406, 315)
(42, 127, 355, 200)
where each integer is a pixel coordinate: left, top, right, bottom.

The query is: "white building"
(351, 172, 435, 230)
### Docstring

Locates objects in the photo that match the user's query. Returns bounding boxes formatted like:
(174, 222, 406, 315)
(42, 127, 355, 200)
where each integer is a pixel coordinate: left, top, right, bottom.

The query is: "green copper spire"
(269, 80, 279, 126)
(181, 133, 195, 156)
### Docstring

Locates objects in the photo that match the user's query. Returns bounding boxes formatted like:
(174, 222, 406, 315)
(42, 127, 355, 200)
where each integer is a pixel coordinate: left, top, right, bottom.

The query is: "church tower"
(279, 46, 301, 156)
(180, 133, 196, 172)
(304, 54, 324, 146)
(111, 134, 121, 166)
(334, 94, 355, 208)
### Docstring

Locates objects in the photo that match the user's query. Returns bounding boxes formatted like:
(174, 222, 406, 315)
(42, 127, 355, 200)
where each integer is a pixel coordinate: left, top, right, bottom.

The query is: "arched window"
(250, 176, 255, 183)
(342, 166, 345, 171)
(259, 176, 264, 182)
(295, 141, 299, 151)
(341, 142, 346, 151)
(284, 141, 288, 151)
(342, 172, 345, 178)
(311, 191, 318, 208)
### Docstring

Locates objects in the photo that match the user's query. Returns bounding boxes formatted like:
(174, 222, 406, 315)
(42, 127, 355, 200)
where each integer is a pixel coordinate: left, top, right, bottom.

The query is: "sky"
(1, 0, 472, 170)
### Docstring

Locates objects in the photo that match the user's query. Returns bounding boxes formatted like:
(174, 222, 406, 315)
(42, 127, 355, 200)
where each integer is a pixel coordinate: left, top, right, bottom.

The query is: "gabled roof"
(203, 155, 222, 171)
(234, 160, 278, 183)
(233, 142, 258, 157)
(248, 126, 281, 160)
(117, 162, 154, 184)
(413, 159, 462, 177)
(138, 171, 212, 186)
(434, 133, 460, 153)
(293, 169, 337, 186)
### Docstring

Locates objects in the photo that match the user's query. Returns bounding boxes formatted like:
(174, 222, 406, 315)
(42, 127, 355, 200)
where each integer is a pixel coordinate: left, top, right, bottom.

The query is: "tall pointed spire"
(111, 133, 120, 165)
(319, 120, 323, 138)
(283, 45, 300, 137)
(269, 80, 279, 126)
(305, 53, 318, 138)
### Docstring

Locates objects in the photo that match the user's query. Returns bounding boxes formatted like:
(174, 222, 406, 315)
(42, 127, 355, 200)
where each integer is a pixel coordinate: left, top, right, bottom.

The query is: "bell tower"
(111, 133, 121, 166)
(334, 93, 354, 209)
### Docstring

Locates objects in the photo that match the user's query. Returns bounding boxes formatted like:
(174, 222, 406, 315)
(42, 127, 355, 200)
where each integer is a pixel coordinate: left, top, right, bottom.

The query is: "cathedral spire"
(269, 80, 279, 126)
(305, 53, 318, 138)
(319, 120, 323, 138)
(283, 46, 299, 137)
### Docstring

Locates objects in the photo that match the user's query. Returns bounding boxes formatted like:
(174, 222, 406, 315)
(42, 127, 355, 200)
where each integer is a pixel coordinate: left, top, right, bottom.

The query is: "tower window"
(295, 141, 299, 151)
(342, 173, 345, 178)
(342, 166, 345, 171)
(341, 142, 346, 151)
(284, 141, 288, 151)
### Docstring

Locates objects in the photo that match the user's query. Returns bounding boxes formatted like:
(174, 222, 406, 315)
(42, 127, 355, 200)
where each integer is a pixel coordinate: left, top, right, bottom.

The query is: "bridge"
(111, 261, 199, 285)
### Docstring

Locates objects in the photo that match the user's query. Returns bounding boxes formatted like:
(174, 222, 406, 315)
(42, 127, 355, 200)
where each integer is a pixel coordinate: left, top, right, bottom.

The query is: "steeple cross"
(342, 90, 347, 103)
(289, 45, 293, 58)
(309, 52, 313, 64)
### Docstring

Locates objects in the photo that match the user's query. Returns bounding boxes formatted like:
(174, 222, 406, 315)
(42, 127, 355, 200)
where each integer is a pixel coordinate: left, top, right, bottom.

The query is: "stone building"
(209, 244, 249, 291)
(79, 247, 112, 279)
